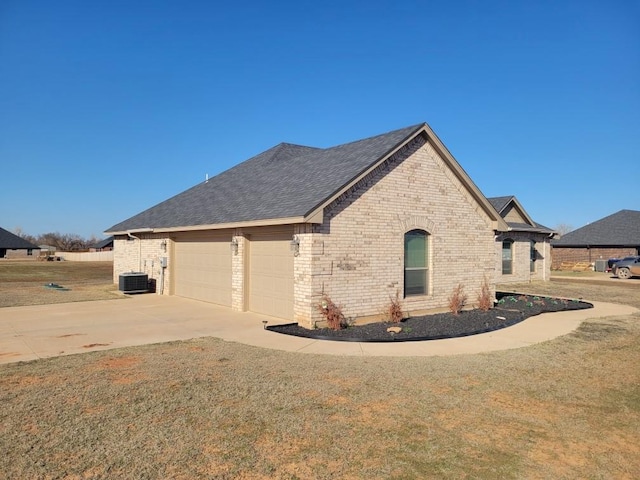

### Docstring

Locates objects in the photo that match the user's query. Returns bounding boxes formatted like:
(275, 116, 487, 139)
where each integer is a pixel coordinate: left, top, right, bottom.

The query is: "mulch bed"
(267, 293, 593, 342)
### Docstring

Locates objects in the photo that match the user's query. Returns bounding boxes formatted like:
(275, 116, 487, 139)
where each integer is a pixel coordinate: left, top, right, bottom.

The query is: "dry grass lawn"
(1, 267, 639, 479)
(0, 260, 117, 307)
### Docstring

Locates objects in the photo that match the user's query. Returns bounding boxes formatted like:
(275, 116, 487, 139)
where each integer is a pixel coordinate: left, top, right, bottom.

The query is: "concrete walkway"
(0, 295, 637, 364)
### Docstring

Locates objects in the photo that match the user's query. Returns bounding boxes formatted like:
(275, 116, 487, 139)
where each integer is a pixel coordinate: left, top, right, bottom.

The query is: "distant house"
(0, 227, 39, 258)
(90, 236, 114, 252)
(552, 210, 640, 268)
(488, 196, 556, 283)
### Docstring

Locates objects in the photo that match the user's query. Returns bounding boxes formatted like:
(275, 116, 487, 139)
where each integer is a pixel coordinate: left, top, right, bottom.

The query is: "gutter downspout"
(127, 232, 143, 272)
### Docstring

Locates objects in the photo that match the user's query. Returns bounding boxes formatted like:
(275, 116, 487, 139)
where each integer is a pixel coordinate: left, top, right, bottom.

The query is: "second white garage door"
(173, 233, 232, 306)
(248, 232, 294, 321)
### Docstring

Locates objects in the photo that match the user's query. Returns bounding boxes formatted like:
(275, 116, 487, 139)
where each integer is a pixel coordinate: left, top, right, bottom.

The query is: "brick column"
(231, 233, 246, 311)
(293, 225, 315, 328)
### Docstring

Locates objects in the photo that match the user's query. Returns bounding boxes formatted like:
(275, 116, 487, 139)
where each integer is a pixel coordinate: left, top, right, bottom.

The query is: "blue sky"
(1, 0, 638, 239)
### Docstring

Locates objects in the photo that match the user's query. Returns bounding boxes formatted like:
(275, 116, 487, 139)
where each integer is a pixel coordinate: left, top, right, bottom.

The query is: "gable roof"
(92, 236, 114, 249)
(552, 209, 640, 247)
(487, 196, 515, 214)
(106, 123, 507, 234)
(0, 227, 39, 249)
(488, 196, 554, 235)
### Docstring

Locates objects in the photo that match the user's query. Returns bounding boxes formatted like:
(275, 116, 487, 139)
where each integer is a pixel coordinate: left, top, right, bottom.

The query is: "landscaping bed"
(267, 293, 593, 342)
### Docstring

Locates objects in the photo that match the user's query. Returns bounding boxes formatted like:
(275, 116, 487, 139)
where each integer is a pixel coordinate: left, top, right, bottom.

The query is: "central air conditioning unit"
(118, 272, 149, 293)
(594, 259, 607, 273)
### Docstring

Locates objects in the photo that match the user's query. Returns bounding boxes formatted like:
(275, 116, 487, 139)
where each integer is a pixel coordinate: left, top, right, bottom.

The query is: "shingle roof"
(0, 227, 39, 249)
(552, 210, 640, 246)
(93, 236, 114, 249)
(509, 221, 554, 233)
(486, 196, 554, 235)
(487, 196, 514, 213)
(105, 124, 427, 233)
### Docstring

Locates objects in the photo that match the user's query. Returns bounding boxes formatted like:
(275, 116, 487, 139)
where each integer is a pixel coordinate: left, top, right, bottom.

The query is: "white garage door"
(173, 233, 232, 306)
(249, 232, 294, 321)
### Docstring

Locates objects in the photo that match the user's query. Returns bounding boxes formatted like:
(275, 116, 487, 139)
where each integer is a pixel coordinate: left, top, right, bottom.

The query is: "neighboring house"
(488, 196, 556, 283)
(552, 210, 640, 268)
(90, 236, 114, 252)
(37, 245, 57, 260)
(106, 123, 514, 328)
(0, 227, 39, 258)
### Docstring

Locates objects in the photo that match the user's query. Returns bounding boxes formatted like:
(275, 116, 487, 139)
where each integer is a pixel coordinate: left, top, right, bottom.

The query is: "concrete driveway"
(0, 294, 637, 364)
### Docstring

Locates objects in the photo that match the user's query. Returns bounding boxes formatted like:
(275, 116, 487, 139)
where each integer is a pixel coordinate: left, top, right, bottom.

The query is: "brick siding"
(4, 249, 37, 259)
(113, 136, 527, 328)
(300, 136, 497, 327)
(113, 234, 169, 293)
(495, 232, 552, 284)
(552, 246, 639, 269)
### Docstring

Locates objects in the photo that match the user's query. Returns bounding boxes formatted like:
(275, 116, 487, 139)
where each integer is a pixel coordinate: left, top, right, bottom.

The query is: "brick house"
(488, 196, 555, 283)
(106, 123, 525, 328)
(552, 210, 640, 268)
(90, 236, 114, 252)
(0, 227, 39, 259)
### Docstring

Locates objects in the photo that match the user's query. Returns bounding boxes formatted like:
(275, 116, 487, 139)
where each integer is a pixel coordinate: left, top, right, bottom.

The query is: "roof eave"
(553, 242, 640, 248)
(424, 124, 508, 232)
(105, 216, 310, 236)
(507, 226, 557, 236)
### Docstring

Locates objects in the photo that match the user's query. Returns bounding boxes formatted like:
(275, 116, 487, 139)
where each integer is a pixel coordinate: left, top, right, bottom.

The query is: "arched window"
(404, 230, 429, 296)
(502, 239, 514, 275)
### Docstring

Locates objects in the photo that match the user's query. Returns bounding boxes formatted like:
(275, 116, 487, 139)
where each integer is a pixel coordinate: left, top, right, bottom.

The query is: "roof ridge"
(323, 123, 425, 151)
(104, 122, 475, 234)
(553, 209, 640, 246)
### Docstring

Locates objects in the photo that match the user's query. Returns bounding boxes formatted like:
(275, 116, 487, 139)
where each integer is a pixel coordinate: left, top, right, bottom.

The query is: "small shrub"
(316, 295, 347, 331)
(386, 290, 404, 323)
(448, 283, 467, 315)
(476, 276, 492, 312)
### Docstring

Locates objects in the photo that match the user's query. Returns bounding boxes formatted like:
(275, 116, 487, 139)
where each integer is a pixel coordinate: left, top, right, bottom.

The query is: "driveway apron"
(0, 294, 636, 364)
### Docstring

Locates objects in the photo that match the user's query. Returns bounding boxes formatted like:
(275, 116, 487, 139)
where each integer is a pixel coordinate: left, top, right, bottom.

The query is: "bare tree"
(554, 223, 573, 237)
(35, 232, 89, 251)
(13, 227, 37, 245)
(58, 233, 86, 251)
(12, 229, 103, 251)
(38, 232, 63, 249)
(86, 234, 101, 248)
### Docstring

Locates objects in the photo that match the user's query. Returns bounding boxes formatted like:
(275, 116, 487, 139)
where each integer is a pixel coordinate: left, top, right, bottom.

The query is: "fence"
(55, 251, 114, 262)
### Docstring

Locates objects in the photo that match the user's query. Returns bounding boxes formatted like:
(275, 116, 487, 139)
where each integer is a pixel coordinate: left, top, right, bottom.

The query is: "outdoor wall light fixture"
(160, 240, 167, 252)
(230, 237, 239, 255)
(290, 235, 300, 256)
